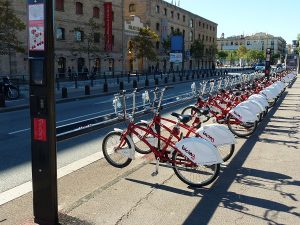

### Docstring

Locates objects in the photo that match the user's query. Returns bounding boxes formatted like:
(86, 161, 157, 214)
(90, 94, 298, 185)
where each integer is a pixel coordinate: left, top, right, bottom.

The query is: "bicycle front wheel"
(181, 106, 204, 128)
(102, 131, 132, 168)
(172, 151, 220, 187)
(217, 144, 235, 162)
(132, 122, 154, 154)
(7, 87, 19, 99)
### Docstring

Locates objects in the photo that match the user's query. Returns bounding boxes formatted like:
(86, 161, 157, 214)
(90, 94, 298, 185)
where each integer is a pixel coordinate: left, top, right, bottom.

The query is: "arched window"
(55, 0, 64, 11)
(129, 3, 135, 12)
(93, 7, 99, 18)
(76, 2, 83, 15)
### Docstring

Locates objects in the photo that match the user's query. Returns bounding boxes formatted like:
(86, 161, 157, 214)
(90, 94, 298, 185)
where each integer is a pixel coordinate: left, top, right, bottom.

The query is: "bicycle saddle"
(171, 112, 191, 123)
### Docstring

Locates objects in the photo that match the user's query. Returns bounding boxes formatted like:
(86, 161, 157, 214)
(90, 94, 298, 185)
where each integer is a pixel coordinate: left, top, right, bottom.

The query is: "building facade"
(123, 0, 218, 72)
(217, 32, 286, 56)
(0, 0, 217, 77)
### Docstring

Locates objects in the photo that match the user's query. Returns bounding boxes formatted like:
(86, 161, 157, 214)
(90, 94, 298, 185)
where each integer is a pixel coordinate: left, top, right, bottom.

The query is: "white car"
(255, 64, 265, 71)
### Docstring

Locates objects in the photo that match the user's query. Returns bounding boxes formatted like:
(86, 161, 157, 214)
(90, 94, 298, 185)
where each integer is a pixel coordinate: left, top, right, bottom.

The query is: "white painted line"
(0, 151, 103, 206)
(8, 128, 30, 135)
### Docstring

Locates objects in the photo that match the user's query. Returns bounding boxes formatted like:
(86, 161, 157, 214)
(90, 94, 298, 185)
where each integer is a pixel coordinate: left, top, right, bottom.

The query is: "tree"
(298, 34, 300, 54)
(130, 27, 159, 71)
(161, 35, 171, 55)
(237, 45, 247, 59)
(74, 18, 101, 73)
(190, 39, 204, 69)
(206, 44, 218, 68)
(0, 0, 26, 74)
(216, 51, 228, 65)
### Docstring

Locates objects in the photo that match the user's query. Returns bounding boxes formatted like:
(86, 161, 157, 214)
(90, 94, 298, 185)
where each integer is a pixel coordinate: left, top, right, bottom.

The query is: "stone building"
(217, 32, 286, 56)
(123, 0, 218, 72)
(0, 0, 217, 77)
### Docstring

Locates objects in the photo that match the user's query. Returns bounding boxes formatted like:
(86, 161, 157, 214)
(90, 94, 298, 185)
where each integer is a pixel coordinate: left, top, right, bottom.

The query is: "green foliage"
(0, 0, 26, 55)
(161, 35, 171, 55)
(246, 50, 264, 63)
(297, 34, 300, 53)
(206, 44, 217, 60)
(237, 45, 247, 59)
(190, 39, 204, 68)
(76, 18, 101, 55)
(217, 51, 228, 60)
(130, 27, 159, 63)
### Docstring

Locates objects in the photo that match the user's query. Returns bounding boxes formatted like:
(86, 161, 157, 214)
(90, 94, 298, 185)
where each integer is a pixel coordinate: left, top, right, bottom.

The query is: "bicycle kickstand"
(151, 157, 160, 176)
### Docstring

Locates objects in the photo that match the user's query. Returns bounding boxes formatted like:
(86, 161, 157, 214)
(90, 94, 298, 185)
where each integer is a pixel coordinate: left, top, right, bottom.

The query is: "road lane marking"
(0, 151, 103, 206)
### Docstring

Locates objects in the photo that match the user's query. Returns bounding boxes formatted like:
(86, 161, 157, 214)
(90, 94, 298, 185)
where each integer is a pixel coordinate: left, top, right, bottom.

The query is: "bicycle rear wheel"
(172, 151, 220, 187)
(102, 131, 132, 168)
(217, 144, 235, 162)
(7, 87, 19, 99)
(227, 114, 257, 137)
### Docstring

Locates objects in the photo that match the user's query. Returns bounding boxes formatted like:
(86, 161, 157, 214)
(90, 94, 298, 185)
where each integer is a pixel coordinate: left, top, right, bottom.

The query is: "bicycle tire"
(181, 106, 205, 128)
(7, 87, 19, 100)
(102, 131, 132, 168)
(217, 144, 235, 162)
(132, 122, 153, 154)
(172, 151, 220, 187)
(227, 114, 257, 137)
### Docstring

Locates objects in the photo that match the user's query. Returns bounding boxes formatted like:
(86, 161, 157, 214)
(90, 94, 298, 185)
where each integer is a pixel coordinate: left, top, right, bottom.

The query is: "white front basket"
(175, 137, 223, 165)
(229, 105, 258, 123)
(196, 124, 236, 146)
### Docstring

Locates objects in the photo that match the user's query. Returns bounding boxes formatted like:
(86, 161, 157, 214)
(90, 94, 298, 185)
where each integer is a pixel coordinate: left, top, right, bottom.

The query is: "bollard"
(61, 87, 68, 98)
(85, 85, 90, 95)
(0, 84, 5, 107)
(164, 77, 168, 83)
(155, 78, 158, 86)
(127, 73, 130, 83)
(145, 79, 149, 87)
(186, 74, 189, 80)
(172, 75, 176, 82)
(119, 81, 124, 90)
(103, 82, 108, 92)
(74, 76, 78, 88)
(180, 75, 183, 81)
(90, 77, 94, 87)
(133, 80, 138, 88)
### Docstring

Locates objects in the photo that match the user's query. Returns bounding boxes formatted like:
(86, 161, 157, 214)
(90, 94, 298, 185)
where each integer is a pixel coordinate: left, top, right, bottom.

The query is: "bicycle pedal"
(151, 171, 159, 176)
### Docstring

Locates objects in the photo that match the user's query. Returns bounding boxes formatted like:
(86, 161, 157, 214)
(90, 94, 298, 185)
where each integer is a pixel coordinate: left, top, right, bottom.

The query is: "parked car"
(255, 63, 265, 71)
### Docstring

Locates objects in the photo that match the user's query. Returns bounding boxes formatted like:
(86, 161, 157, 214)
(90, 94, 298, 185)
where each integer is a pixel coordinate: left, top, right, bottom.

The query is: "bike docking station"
(28, 0, 59, 224)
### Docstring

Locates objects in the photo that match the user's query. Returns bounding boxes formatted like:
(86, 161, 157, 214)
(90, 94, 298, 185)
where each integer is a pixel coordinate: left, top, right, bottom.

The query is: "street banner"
(104, 2, 112, 51)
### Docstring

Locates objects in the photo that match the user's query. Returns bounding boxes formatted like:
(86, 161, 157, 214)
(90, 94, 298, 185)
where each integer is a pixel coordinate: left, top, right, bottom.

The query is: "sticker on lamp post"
(33, 118, 47, 141)
(28, 3, 45, 51)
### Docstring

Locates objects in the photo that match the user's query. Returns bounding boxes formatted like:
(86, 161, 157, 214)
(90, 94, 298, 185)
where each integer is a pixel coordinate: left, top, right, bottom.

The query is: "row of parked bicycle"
(101, 70, 297, 188)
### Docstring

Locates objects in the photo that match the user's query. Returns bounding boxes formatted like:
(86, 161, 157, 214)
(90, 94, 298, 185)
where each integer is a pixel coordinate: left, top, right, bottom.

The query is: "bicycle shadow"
(126, 90, 300, 225)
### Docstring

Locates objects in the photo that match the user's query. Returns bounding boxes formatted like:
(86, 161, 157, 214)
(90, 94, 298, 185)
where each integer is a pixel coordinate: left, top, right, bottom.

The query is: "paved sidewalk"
(1, 76, 299, 225)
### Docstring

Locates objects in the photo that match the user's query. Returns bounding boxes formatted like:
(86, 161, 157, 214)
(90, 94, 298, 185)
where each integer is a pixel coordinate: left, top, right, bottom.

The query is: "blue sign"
(171, 35, 183, 52)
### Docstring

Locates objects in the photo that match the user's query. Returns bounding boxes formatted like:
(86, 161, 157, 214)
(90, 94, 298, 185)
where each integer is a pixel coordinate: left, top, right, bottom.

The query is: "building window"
(74, 30, 84, 42)
(202, 23, 205, 28)
(156, 5, 160, 13)
(198, 21, 201, 27)
(56, 0, 64, 11)
(164, 8, 167, 15)
(156, 23, 160, 31)
(93, 7, 99, 18)
(210, 26, 212, 30)
(189, 31, 193, 42)
(56, 27, 65, 40)
(231, 41, 233, 45)
(112, 35, 114, 46)
(206, 24, 208, 29)
(177, 13, 180, 20)
(170, 26, 174, 33)
(171, 11, 174, 18)
(129, 3, 135, 12)
(209, 37, 211, 42)
(189, 19, 193, 28)
(213, 27, 215, 31)
(206, 36, 208, 41)
(76, 2, 83, 15)
(213, 38, 215, 43)
(94, 33, 100, 43)
(271, 40, 274, 45)
(183, 29, 185, 38)
(198, 34, 200, 40)
(183, 15, 185, 22)
(112, 11, 114, 21)
(202, 34, 204, 40)
(247, 41, 250, 45)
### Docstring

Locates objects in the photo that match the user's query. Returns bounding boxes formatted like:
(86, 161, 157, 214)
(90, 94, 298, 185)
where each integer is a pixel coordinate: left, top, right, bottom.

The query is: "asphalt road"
(0, 81, 196, 193)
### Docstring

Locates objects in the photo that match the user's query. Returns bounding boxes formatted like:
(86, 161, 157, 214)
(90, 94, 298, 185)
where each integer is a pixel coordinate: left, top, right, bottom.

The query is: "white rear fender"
(196, 124, 236, 146)
(238, 101, 262, 115)
(175, 137, 223, 165)
(229, 105, 258, 123)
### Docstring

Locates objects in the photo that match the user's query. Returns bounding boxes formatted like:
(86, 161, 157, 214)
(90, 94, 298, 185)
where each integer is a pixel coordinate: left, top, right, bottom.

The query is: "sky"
(175, 0, 299, 44)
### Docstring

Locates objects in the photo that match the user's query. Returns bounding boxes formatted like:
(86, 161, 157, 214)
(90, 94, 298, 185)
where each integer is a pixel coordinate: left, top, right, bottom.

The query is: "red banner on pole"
(104, 2, 112, 52)
(33, 118, 47, 141)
